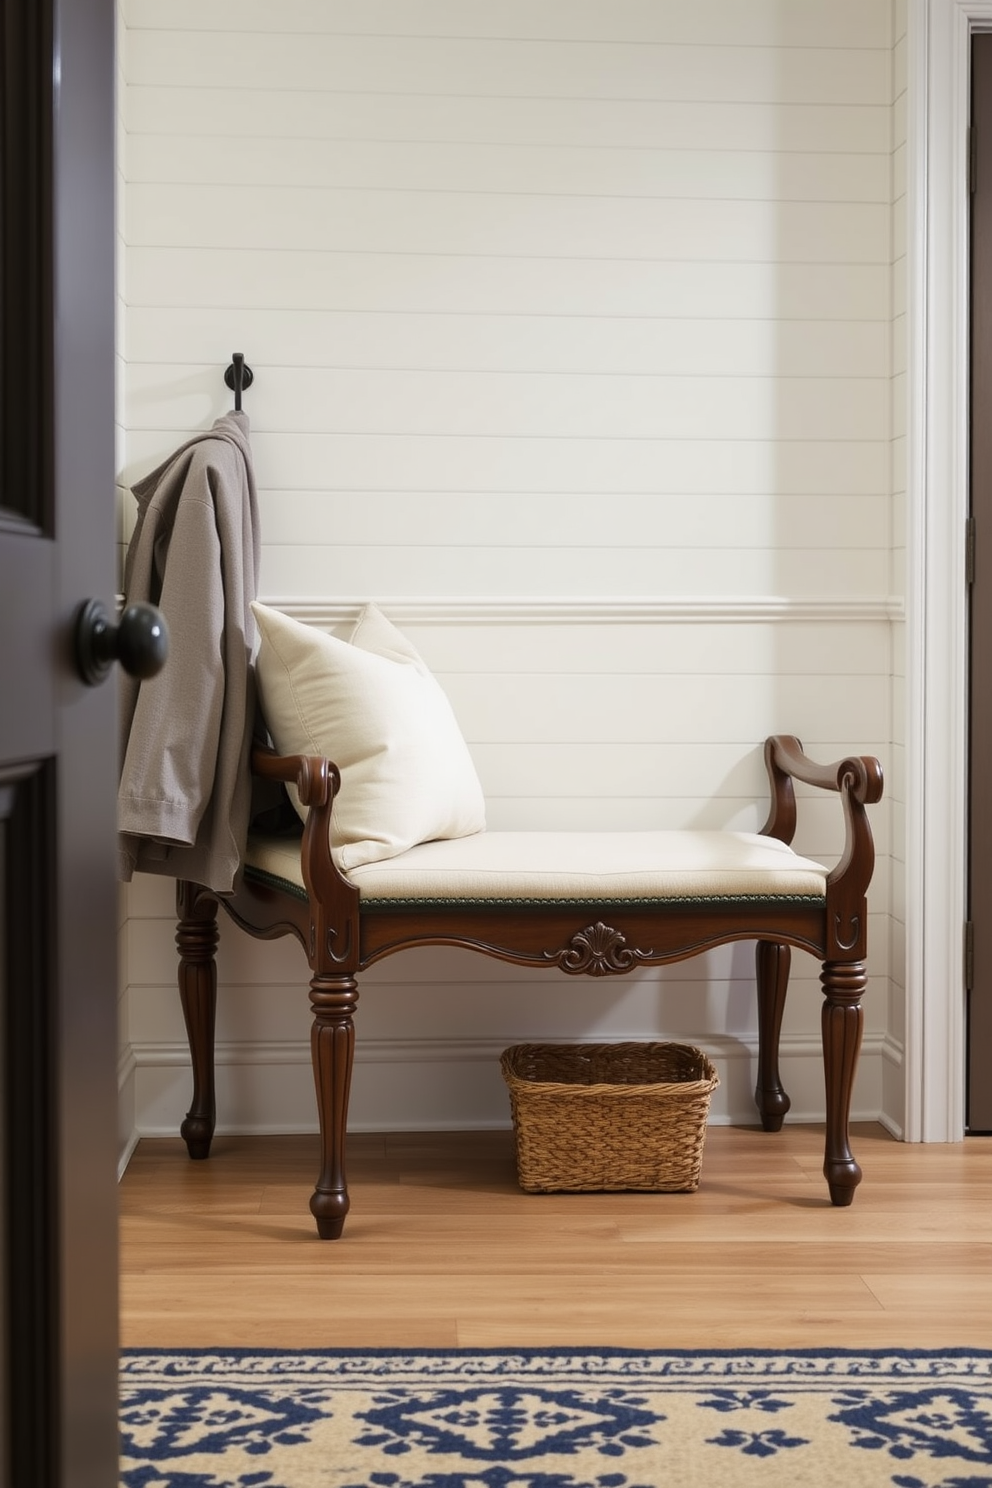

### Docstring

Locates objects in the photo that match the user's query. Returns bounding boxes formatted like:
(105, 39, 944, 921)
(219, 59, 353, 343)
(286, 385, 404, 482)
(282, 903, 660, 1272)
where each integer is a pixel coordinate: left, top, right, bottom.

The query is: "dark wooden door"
(0, 0, 120, 1481)
(970, 35, 992, 1133)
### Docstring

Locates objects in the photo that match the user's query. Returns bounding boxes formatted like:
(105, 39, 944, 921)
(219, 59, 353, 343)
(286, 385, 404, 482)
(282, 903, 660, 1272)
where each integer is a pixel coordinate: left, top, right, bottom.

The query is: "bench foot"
(310, 1201, 347, 1241)
(309, 975, 358, 1240)
(180, 1124, 214, 1162)
(755, 940, 792, 1131)
(826, 1164, 861, 1207)
(821, 958, 865, 1206)
(176, 882, 219, 1161)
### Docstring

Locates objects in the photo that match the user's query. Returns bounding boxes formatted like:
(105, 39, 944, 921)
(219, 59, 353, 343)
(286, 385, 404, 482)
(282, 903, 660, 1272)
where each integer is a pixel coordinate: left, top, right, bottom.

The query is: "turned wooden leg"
(821, 958, 865, 1206)
(755, 940, 792, 1131)
(309, 975, 358, 1240)
(176, 882, 219, 1160)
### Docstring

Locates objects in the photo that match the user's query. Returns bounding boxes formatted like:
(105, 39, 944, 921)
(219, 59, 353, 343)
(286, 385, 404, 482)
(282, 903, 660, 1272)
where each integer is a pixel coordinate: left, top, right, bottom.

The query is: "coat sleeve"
(118, 492, 226, 848)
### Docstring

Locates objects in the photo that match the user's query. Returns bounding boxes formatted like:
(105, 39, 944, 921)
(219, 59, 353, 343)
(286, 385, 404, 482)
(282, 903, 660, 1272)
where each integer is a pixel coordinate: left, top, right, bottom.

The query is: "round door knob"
(75, 599, 169, 686)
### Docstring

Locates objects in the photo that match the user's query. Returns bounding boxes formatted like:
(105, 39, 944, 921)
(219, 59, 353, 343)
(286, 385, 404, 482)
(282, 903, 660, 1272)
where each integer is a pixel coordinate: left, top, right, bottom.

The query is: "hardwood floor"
(119, 1124, 992, 1350)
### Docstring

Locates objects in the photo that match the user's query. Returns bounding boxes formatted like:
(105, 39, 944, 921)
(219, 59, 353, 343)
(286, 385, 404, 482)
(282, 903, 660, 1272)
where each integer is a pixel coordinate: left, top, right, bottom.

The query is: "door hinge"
(966, 920, 975, 990)
(971, 125, 979, 193)
(967, 516, 977, 583)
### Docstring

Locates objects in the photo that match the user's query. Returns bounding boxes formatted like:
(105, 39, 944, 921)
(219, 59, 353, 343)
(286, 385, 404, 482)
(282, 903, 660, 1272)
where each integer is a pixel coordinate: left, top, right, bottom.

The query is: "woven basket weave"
(500, 1042, 719, 1193)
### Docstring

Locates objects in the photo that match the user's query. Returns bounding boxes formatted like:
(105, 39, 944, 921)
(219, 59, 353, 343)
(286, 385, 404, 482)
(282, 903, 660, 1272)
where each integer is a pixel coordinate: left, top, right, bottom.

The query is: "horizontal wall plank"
(128, 1022, 896, 1101)
(892, 312, 907, 376)
(892, 254, 906, 315)
(892, 434, 907, 495)
(128, 962, 822, 1028)
(892, 211, 906, 264)
(121, 494, 893, 574)
(893, 91, 907, 148)
(125, 248, 890, 320)
(888, 740, 906, 805)
(128, 951, 890, 1020)
(893, 137, 908, 203)
(894, 33, 908, 96)
(478, 799, 891, 856)
(126, 137, 891, 206)
(126, 88, 892, 155)
(127, 309, 891, 379)
(442, 670, 890, 744)
(466, 737, 889, 794)
(124, 365, 889, 442)
(125, 184, 889, 263)
(891, 370, 907, 440)
(247, 374, 902, 442)
(369, 619, 894, 673)
(218, 786, 889, 857)
(256, 544, 889, 600)
(125, 33, 890, 108)
(475, 793, 889, 849)
(123, 431, 890, 497)
(124, 0, 892, 51)
(253, 491, 891, 554)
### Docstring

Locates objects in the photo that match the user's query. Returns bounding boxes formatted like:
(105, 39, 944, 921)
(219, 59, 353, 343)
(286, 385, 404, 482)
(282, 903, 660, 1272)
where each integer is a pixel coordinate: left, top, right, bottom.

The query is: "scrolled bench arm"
(762, 733, 883, 959)
(252, 742, 338, 809)
(250, 744, 359, 969)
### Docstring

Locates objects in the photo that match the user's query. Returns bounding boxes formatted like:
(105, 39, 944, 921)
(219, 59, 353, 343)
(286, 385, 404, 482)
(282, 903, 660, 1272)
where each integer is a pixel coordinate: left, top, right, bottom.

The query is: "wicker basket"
(500, 1042, 719, 1193)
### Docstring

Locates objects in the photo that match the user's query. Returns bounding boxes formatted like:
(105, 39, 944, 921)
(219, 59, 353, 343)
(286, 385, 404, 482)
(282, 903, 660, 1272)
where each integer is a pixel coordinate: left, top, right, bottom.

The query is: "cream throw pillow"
(251, 601, 486, 871)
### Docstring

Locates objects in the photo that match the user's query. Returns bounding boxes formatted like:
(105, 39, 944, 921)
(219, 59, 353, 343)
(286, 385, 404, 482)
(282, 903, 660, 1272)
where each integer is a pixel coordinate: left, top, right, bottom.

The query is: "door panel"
(0, 536, 55, 760)
(0, 0, 119, 1482)
(2, 760, 58, 1482)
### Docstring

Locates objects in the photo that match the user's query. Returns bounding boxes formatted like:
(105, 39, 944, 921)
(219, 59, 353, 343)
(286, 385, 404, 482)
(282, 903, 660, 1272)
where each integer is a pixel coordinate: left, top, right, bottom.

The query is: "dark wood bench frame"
(175, 733, 882, 1239)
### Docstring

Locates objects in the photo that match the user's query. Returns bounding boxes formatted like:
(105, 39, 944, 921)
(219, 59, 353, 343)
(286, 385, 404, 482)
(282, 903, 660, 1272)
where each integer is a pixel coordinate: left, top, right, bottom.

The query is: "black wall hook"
(224, 352, 254, 411)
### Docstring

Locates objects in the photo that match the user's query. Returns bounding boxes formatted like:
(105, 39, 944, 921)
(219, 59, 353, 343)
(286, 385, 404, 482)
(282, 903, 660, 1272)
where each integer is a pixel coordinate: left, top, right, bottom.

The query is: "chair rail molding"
(263, 596, 903, 628)
(905, 0, 988, 1143)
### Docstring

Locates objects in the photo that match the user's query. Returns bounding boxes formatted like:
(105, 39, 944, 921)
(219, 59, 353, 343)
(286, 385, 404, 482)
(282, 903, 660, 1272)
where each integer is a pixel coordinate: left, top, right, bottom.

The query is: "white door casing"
(904, 0, 988, 1142)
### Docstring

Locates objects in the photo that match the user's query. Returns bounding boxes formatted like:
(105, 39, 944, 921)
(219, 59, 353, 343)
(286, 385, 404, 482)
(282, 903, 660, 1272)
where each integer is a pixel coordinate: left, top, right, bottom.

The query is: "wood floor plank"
(118, 1124, 992, 1350)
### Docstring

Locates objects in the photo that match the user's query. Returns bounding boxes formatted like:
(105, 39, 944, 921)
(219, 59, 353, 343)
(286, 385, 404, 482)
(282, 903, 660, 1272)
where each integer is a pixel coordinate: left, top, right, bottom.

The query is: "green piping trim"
(358, 894, 825, 910)
(245, 866, 309, 903)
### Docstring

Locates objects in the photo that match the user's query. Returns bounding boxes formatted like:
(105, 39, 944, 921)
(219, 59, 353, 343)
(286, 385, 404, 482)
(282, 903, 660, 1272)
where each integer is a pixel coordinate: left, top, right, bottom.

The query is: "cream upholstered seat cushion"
(251, 601, 486, 872)
(246, 829, 827, 904)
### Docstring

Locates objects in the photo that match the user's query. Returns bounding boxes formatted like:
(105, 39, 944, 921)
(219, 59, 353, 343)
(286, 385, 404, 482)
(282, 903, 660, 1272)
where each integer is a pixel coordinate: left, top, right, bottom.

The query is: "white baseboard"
(126, 1032, 889, 1138)
(117, 1046, 139, 1178)
(877, 1031, 907, 1142)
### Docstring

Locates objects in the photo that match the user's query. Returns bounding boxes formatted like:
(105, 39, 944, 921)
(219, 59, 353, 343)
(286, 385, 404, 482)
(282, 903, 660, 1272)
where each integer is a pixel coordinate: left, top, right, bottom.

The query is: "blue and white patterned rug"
(119, 1348, 992, 1487)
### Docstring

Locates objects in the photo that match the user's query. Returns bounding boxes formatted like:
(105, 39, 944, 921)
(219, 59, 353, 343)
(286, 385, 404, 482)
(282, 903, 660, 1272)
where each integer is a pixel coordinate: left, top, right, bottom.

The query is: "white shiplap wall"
(119, 0, 899, 1148)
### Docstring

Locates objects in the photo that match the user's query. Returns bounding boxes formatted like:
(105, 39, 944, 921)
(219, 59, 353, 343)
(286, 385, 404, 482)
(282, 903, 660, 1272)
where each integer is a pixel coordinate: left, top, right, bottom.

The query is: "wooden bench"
(175, 732, 882, 1239)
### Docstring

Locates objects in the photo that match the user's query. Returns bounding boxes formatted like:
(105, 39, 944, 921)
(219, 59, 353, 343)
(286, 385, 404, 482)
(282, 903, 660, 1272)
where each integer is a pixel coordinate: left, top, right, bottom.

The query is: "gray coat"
(118, 412, 261, 894)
